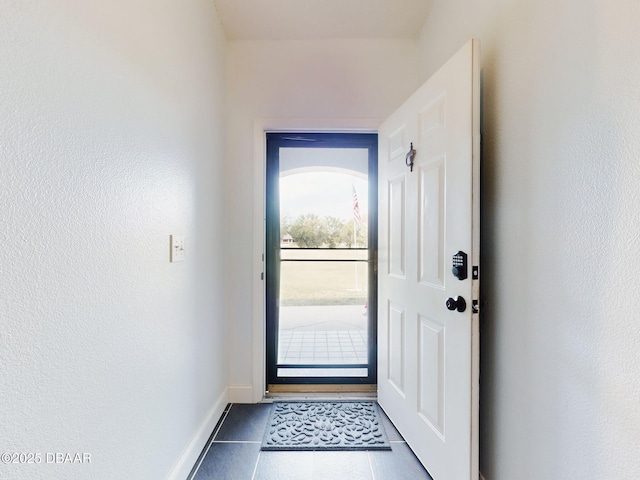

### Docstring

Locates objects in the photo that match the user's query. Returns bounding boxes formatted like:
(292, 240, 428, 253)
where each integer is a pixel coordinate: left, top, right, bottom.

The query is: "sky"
(279, 171, 368, 222)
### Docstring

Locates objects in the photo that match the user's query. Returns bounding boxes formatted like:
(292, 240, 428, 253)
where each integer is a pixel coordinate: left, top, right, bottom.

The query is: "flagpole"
(354, 217, 359, 290)
(352, 183, 360, 291)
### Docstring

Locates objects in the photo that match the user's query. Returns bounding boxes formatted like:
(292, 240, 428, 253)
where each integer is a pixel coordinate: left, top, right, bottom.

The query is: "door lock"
(446, 296, 467, 313)
(452, 251, 468, 280)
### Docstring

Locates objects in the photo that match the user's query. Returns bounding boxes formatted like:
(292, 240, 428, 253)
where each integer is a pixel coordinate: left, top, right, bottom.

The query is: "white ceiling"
(213, 0, 432, 41)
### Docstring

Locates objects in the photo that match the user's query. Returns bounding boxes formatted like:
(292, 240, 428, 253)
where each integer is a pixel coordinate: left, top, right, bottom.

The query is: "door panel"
(387, 301, 405, 396)
(378, 39, 480, 480)
(418, 158, 445, 287)
(388, 175, 406, 277)
(388, 126, 407, 160)
(419, 93, 447, 137)
(418, 314, 445, 437)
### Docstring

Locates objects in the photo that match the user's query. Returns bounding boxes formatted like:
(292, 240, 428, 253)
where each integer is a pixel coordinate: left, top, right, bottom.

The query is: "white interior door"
(378, 39, 480, 480)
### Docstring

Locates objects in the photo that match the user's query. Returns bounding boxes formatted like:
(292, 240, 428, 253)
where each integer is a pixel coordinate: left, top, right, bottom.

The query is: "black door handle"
(446, 296, 467, 313)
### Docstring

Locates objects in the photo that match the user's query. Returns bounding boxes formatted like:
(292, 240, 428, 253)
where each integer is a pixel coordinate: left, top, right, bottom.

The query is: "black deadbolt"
(452, 251, 468, 280)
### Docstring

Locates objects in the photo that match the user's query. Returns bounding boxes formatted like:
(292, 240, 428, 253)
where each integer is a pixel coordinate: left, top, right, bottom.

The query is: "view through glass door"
(266, 133, 377, 385)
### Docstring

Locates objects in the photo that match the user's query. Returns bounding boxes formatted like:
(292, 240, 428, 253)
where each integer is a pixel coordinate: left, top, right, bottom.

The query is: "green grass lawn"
(280, 260, 368, 306)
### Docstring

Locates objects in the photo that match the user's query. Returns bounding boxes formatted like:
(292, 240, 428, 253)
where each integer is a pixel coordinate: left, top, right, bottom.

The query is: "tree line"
(282, 214, 368, 248)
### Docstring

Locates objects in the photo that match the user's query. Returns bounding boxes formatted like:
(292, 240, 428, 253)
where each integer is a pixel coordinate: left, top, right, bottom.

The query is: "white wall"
(225, 39, 419, 398)
(416, 0, 640, 478)
(0, 1, 228, 479)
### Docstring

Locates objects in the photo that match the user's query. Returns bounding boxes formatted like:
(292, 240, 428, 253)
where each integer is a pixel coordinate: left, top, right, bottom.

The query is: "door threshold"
(265, 384, 377, 402)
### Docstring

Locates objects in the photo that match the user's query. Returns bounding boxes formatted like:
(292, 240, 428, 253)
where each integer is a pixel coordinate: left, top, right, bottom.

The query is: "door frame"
(264, 132, 378, 386)
(249, 118, 381, 402)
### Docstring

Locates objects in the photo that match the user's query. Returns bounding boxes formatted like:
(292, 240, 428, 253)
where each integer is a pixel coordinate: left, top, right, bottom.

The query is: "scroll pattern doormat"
(261, 401, 391, 451)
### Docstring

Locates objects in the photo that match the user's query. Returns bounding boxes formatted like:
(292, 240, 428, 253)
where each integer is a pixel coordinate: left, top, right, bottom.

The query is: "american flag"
(352, 185, 361, 225)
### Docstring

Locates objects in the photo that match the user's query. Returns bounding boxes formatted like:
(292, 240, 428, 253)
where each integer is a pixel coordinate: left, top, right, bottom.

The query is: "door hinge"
(261, 272, 264, 280)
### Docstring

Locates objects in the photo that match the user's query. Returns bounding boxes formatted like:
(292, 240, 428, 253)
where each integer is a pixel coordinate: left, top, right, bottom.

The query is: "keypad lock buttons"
(452, 251, 468, 280)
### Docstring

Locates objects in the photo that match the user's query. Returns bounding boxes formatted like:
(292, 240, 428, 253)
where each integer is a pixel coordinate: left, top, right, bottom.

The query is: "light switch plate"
(170, 235, 185, 262)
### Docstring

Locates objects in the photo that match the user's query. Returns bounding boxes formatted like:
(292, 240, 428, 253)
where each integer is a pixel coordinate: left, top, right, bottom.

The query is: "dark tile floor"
(188, 402, 433, 480)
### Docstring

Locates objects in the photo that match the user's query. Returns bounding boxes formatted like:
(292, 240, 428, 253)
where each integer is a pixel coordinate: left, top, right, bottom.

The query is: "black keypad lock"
(452, 251, 468, 280)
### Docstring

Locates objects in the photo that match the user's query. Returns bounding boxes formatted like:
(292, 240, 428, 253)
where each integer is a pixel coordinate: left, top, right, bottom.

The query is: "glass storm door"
(265, 133, 378, 385)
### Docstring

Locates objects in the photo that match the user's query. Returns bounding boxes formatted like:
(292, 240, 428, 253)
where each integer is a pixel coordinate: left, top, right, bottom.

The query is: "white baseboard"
(166, 388, 228, 480)
(228, 384, 255, 403)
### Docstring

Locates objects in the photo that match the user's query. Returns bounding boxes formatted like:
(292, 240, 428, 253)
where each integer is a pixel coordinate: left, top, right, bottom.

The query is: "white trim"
(471, 38, 482, 480)
(166, 387, 228, 480)
(251, 118, 381, 403)
(228, 384, 255, 403)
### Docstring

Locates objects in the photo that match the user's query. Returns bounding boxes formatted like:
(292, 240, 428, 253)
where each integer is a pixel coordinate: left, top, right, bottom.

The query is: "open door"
(377, 39, 480, 479)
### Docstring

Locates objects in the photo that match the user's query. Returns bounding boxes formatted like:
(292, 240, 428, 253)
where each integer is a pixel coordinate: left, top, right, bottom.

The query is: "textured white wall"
(417, 0, 640, 478)
(226, 39, 419, 394)
(0, 1, 228, 479)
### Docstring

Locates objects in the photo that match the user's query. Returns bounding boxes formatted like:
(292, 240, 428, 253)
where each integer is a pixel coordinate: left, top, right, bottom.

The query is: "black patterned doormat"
(261, 401, 391, 451)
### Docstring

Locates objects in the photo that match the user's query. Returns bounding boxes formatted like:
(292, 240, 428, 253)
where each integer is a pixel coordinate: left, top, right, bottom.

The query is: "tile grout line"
(213, 404, 234, 440)
(367, 451, 377, 480)
(250, 451, 262, 480)
(212, 440, 262, 444)
(187, 404, 234, 480)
